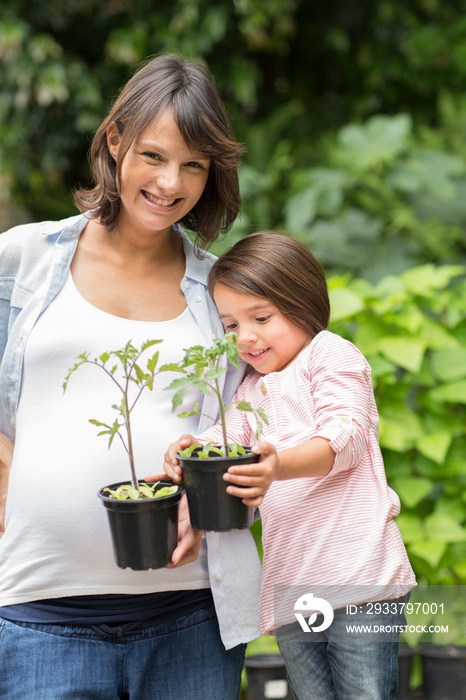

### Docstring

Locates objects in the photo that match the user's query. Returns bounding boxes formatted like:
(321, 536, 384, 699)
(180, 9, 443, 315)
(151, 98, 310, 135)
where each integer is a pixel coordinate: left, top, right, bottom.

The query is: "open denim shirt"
(0, 212, 261, 648)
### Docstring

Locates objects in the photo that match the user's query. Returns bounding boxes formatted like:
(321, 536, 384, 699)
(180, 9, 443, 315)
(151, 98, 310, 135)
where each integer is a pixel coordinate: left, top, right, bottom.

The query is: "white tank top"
(0, 272, 210, 605)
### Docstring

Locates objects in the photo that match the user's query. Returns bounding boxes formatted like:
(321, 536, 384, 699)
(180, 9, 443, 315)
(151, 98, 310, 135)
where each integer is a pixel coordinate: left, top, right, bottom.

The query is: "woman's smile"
(142, 190, 179, 207)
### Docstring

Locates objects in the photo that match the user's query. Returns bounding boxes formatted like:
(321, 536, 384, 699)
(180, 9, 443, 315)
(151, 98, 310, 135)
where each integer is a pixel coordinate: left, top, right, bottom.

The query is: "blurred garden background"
(1, 0, 465, 604)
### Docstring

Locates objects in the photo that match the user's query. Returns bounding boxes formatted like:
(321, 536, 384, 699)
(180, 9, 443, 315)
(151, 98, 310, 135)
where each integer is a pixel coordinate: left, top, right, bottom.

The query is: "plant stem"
(123, 393, 138, 491)
(215, 377, 229, 456)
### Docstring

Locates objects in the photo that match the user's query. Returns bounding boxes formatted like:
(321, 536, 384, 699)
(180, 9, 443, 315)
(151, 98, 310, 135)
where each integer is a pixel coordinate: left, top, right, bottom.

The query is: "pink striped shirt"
(200, 331, 416, 634)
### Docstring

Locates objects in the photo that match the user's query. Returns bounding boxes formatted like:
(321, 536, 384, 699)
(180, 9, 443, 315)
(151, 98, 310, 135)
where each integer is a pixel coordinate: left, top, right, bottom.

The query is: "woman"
(0, 54, 261, 699)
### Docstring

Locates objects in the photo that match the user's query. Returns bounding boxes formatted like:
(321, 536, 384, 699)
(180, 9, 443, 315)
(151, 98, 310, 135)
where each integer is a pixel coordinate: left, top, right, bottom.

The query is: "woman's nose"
(157, 164, 181, 192)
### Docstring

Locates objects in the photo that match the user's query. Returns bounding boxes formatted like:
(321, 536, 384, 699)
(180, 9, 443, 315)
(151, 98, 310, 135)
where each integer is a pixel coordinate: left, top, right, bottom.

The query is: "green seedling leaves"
(103, 482, 178, 500)
(166, 334, 269, 457)
(64, 339, 176, 494)
(178, 442, 249, 458)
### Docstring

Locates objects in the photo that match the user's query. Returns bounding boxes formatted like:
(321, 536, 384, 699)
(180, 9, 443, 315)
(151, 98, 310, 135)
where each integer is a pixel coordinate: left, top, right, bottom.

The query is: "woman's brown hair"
(208, 232, 330, 337)
(74, 53, 244, 248)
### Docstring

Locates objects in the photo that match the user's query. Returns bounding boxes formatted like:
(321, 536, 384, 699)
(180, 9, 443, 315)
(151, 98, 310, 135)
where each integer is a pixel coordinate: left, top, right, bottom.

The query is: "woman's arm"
(0, 432, 14, 536)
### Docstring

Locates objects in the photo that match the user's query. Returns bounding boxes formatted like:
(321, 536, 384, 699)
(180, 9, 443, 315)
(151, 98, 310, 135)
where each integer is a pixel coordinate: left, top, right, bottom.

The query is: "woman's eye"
(187, 161, 204, 169)
(143, 152, 161, 161)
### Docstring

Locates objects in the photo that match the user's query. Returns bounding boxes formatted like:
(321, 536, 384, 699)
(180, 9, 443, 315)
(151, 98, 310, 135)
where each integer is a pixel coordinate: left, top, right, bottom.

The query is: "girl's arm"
(225, 333, 376, 505)
(224, 437, 334, 506)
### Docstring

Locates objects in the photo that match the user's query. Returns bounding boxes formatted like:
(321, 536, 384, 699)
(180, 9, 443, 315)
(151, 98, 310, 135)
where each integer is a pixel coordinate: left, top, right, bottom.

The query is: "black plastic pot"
(420, 645, 466, 700)
(396, 644, 415, 700)
(244, 654, 292, 700)
(177, 448, 259, 531)
(98, 480, 183, 570)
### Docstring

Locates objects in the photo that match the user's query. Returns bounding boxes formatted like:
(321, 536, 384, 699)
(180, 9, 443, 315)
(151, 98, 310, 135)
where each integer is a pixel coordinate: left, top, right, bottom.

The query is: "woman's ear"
(107, 123, 121, 161)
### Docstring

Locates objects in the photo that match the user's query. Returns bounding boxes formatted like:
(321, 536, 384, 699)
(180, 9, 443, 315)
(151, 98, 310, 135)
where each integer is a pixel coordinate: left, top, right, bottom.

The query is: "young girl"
(165, 231, 416, 700)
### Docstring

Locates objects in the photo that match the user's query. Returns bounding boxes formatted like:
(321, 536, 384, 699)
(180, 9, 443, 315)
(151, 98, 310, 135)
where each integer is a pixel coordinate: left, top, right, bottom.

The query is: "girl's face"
(107, 109, 211, 241)
(214, 283, 311, 374)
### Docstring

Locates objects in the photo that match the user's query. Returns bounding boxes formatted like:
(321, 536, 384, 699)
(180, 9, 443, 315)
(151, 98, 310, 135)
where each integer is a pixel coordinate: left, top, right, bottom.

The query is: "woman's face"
(107, 109, 211, 240)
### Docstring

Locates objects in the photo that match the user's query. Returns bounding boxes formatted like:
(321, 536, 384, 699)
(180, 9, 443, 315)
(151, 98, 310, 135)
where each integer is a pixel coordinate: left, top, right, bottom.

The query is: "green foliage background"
(1, 0, 465, 588)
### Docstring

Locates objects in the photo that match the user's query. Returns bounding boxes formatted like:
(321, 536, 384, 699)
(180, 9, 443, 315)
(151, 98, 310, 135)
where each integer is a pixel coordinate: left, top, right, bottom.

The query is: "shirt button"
(261, 384, 267, 396)
(215, 572, 222, 581)
(182, 280, 190, 289)
(194, 295, 202, 302)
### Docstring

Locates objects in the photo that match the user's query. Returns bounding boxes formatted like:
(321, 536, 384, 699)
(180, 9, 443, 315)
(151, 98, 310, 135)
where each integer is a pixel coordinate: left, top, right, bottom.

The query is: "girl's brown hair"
(208, 232, 330, 337)
(74, 54, 244, 248)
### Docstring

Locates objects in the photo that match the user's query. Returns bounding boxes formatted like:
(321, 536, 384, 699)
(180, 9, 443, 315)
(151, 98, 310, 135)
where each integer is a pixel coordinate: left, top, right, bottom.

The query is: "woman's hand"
(0, 433, 14, 538)
(162, 434, 197, 483)
(166, 493, 203, 567)
(223, 441, 279, 507)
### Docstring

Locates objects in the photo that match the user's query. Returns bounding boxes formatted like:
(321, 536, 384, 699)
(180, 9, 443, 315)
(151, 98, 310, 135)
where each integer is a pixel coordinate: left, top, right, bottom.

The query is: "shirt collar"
(41, 215, 216, 285)
(174, 224, 216, 286)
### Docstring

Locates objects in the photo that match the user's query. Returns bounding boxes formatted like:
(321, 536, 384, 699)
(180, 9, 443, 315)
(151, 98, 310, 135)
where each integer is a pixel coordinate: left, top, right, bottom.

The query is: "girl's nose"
(237, 327, 257, 346)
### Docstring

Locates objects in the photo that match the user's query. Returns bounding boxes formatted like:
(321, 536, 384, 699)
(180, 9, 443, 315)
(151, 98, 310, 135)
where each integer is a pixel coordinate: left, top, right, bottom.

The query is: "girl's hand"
(166, 493, 203, 567)
(162, 434, 197, 483)
(0, 433, 14, 538)
(223, 441, 279, 507)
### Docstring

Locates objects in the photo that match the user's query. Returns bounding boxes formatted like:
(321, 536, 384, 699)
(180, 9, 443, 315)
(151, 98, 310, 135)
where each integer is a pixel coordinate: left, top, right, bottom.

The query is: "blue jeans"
(276, 596, 408, 700)
(0, 604, 245, 699)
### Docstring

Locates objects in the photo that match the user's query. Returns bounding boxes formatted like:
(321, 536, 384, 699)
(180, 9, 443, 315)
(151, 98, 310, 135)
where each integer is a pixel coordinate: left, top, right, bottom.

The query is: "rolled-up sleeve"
(304, 334, 377, 475)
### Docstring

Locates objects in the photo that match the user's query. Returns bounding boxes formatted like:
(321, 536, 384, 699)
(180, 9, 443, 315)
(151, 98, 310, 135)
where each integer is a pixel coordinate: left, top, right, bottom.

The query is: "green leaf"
(329, 287, 365, 321)
(153, 485, 178, 498)
(178, 443, 202, 458)
(147, 351, 159, 373)
(236, 401, 253, 411)
(284, 186, 319, 232)
(177, 407, 201, 419)
(337, 113, 411, 170)
(416, 432, 452, 464)
(256, 407, 269, 425)
(377, 336, 426, 373)
(172, 388, 187, 412)
(159, 363, 183, 372)
(166, 376, 195, 391)
(134, 363, 145, 382)
(391, 477, 434, 508)
(431, 348, 466, 382)
(425, 513, 466, 542)
(205, 445, 224, 457)
(400, 264, 465, 295)
(138, 484, 156, 498)
(395, 513, 425, 543)
(408, 540, 448, 569)
(379, 419, 408, 452)
(191, 380, 211, 395)
(204, 367, 228, 380)
(428, 381, 466, 404)
(141, 339, 163, 351)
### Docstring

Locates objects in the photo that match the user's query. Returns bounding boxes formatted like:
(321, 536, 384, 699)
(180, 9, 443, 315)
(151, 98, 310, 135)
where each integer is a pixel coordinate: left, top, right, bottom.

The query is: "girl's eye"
(224, 323, 237, 331)
(257, 315, 271, 323)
